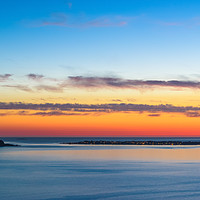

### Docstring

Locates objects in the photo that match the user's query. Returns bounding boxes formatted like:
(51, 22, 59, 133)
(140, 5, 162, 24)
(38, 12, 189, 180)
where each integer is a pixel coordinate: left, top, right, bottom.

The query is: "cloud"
(29, 12, 200, 30)
(26, 73, 58, 82)
(33, 13, 131, 28)
(112, 99, 122, 102)
(1, 84, 62, 93)
(64, 76, 200, 90)
(0, 110, 88, 117)
(3, 74, 200, 93)
(38, 13, 68, 27)
(0, 102, 200, 117)
(35, 85, 63, 92)
(185, 111, 200, 117)
(27, 73, 44, 81)
(2, 85, 32, 92)
(156, 16, 200, 28)
(0, 113, 8, 116)
(81, 17, 127, 28)
(148, 114, 161, 117)
(127, 98, 136, 102)
(0, 74, 12, 82)
(32, 111, 88, 116)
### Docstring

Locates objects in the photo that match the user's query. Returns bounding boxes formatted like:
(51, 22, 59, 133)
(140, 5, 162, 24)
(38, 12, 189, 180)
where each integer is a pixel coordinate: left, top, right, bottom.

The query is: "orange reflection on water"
(5, 147, 200, 162)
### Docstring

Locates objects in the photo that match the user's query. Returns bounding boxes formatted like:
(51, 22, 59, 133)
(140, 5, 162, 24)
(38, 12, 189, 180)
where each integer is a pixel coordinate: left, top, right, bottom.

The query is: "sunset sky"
(1, 0, 200, 136)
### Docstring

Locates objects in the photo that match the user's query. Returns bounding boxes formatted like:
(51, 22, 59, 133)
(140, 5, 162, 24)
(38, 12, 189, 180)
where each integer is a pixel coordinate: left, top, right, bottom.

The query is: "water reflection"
(1, 146, 200, 200)
(2, 146, 200, 162)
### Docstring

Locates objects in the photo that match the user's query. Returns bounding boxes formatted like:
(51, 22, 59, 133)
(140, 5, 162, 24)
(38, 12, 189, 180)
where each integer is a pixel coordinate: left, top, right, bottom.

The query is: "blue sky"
(1, 0, 200, 79)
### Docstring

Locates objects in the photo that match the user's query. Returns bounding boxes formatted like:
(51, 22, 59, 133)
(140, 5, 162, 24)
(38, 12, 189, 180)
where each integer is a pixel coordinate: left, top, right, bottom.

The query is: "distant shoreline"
(62, 140, 200, 145)
(0, 140, 19, 147)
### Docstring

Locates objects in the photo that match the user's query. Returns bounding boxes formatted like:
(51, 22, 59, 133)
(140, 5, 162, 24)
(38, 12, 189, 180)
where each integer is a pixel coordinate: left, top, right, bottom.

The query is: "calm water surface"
(1, 137, 200, 200)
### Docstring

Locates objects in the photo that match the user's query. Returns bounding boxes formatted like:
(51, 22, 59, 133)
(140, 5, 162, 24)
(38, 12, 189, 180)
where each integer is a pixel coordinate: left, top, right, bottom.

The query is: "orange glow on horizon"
(0, 112, 200, 137)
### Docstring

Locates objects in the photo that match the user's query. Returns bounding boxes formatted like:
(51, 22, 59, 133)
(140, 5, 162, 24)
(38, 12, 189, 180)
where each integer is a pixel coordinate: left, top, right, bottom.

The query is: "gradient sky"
(1, 0, 200, 136)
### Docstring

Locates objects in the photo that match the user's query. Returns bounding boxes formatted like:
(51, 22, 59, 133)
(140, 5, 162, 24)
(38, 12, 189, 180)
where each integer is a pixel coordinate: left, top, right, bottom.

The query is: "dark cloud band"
(67, 76, 200, 89)
(0, 102, 200, 117)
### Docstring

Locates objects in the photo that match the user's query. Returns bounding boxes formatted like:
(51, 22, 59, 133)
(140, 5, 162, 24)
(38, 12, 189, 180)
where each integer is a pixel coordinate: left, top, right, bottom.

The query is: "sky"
(1, 0, 200, 136)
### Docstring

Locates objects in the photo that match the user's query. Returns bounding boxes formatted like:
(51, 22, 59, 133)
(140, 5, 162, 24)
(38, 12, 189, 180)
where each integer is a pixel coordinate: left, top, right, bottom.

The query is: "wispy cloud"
(35, 84, 63, 92)
(28, 11, 200, 29)
(0, 102, 200, 117)
(156, 16, 200, 27)
(0, 110, 88, 117)
(65, 76, 200, 90)
(32, 111, 87, 116)
(31, 13, 133, 28)
(2, 74, 200, 93)
(0, 113, 8, 116)
(185, 111, 200, 117)
(148, 114, 161, 117)
(111, 99, 122, 102)
(2, 85, 32, 92)
(0, 74, 12, 82)
(26, 73, 58, 82)
(80, 17, 127, 28)
(27, 73, 44, 81)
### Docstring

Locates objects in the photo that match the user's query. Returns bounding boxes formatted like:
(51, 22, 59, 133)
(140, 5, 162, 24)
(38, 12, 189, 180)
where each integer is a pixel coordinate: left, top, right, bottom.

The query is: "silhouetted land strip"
(0, 139, 19, 147)
(62, 140, 200, 145)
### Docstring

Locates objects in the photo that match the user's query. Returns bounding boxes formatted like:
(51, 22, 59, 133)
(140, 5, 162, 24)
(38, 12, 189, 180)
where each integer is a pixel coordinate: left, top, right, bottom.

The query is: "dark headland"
(62, 140, 200, 145)
(0, 139, 19, 147)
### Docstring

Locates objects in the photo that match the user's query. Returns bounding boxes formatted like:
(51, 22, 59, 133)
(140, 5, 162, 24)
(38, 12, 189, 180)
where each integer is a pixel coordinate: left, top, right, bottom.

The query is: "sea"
(1, 137, 200, 200)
